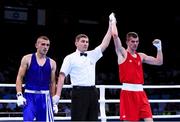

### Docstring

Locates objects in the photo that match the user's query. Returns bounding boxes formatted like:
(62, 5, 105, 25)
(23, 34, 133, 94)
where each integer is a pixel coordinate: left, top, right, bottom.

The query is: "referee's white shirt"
(60, 46, 102, 86)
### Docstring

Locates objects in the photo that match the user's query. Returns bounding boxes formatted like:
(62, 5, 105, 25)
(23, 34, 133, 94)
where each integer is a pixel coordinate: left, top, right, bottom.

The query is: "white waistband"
(122, 83, 143, 91)
(25, 89, 49, 94)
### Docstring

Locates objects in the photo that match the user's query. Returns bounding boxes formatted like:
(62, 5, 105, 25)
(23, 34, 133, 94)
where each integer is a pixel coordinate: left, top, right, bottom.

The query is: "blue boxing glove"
(53, 104, 58, 114)
(16, 92, 26, 107)
(52, 95, 60, 114)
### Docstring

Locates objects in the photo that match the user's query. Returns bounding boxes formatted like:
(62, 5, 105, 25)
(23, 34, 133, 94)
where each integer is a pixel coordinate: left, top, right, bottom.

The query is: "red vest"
(119, 52, 144, 84)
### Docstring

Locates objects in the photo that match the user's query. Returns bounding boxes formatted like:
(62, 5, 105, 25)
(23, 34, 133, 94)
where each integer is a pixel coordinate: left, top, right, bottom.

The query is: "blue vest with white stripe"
(24, 53, 51, 90)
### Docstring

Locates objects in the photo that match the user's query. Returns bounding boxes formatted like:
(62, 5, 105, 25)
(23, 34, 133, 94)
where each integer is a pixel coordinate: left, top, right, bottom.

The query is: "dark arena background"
(0, 0, 180, 121)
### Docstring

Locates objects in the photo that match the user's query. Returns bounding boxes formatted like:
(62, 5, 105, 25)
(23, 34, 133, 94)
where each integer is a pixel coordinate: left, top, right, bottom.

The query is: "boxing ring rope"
(0, 84, 180, 121)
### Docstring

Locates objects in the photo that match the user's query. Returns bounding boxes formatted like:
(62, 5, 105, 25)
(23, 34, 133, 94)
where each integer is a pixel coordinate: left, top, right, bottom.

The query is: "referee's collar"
(76, 49, 87, 55)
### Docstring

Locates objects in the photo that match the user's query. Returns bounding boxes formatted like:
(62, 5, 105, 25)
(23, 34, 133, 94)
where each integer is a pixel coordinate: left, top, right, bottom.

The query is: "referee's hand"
(52, 95, 60, 105)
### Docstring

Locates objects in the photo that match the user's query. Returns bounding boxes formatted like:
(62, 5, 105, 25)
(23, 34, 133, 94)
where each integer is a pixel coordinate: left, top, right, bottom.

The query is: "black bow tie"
(80, 53, 87, 57)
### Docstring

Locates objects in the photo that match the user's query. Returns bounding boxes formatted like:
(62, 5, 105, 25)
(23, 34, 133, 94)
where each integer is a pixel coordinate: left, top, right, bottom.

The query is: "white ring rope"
(0, 84, 180, 121)
(1, 99, 180, 104)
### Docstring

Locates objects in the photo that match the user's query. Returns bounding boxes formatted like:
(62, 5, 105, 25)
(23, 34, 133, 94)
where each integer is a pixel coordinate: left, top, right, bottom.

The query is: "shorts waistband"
(25, 89, 49, 94)
(122, 83, 143, 91)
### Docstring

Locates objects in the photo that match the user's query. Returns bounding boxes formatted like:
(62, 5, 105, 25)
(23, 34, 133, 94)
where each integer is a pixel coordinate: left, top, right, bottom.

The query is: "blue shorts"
(23, 90, 54, 122)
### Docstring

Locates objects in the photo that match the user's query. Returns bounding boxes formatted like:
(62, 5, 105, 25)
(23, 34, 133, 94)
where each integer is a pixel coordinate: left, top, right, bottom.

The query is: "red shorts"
(120, 90, 152, 121)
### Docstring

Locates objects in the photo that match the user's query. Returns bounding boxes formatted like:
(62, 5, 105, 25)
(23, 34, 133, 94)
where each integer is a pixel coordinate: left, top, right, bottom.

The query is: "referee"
(53, 13, 114, 121)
